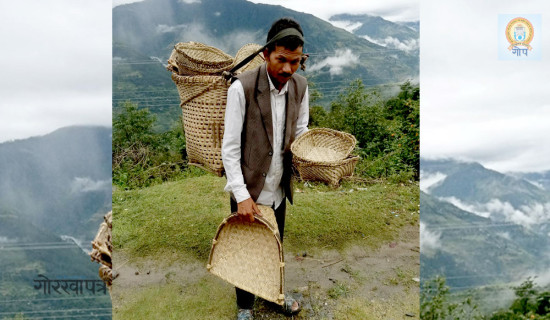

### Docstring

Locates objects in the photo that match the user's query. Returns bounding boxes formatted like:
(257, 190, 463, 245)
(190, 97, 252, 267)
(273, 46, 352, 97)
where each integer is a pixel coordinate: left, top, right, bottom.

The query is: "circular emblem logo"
(506, 17, 534, 50)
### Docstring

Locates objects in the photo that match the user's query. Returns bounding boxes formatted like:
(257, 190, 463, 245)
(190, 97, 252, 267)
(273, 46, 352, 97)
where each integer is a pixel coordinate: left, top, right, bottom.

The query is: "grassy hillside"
(112, 175, 418, 319)
(113, 176, 418, 260)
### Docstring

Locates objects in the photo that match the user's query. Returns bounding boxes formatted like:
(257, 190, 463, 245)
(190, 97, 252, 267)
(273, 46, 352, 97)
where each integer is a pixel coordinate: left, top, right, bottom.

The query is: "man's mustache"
(279, 72, 292, 78)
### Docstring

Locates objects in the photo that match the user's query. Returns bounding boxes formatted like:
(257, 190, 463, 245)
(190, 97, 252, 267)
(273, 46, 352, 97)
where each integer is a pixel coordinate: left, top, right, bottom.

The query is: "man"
(221, 17, 309, 320)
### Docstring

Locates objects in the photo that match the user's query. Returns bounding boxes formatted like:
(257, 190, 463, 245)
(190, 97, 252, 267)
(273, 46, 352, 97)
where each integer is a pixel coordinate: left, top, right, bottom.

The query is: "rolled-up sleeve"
(295, 85, 309, 138)
(221, 80, 251, 203)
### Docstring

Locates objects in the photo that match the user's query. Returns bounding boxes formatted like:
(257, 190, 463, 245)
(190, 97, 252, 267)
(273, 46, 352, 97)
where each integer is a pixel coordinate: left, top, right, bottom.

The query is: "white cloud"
(420, 222, 441, 253)
(179, 0, 201, 3)
(438, 196, 492, 218)
(437, 196, 550, 228)
(71, 177, 111, 193)
(0, 236, 18, 244)
(362, 35, 419, 52)
(330, 20, 363, 33)
(419, 170, 447, 193)
(156, 24, 189, 33)
(308, 49, 359, 76)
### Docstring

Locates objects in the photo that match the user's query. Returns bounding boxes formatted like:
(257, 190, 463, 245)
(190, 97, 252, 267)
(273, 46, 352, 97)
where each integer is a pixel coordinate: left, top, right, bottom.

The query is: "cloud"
(156, 24, 188, 33)
(420, 0, 550, 172)
(437, 196, 550, 228)
(308, 49, 359, 76)
(420, 222, 441, 254)
(362, 35, 419, 52)
(179, 0, 201, 3)
(438, 196, 492, 218)
(329, 20, 363, 33)
(0, 0, 111, 143)
(419, 170, 447, 193)
(0, 236, 18, 244)
(71, 177, 111, 193)
(158, 23, 258, 55)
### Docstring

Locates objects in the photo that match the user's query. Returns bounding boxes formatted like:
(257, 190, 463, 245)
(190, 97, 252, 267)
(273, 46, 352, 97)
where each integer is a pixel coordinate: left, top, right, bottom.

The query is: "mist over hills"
(329, 14, 419, 52)
(0, 126, 112, 242)
(420, 158, 550, 290)
(0, 126, 112, 316)
(113, 0, 419, 130)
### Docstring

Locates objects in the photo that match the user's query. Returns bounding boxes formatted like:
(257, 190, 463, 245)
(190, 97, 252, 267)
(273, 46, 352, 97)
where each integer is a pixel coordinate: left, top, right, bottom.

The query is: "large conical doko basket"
(168, 42, 265, 176)
(207, 205, 285, 305)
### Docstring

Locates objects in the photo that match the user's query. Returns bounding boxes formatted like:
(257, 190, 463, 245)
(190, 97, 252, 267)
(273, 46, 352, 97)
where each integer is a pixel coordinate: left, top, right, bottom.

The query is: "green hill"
(113, 0, 419, 130)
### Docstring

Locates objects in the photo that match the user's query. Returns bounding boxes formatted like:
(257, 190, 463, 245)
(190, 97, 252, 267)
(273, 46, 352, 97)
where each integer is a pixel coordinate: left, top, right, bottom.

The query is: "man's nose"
(282, 62, 292, 74)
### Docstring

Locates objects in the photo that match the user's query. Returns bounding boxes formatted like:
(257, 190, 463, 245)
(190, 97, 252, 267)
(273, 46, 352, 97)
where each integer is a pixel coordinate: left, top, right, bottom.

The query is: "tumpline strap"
(223, 28, 306, 81)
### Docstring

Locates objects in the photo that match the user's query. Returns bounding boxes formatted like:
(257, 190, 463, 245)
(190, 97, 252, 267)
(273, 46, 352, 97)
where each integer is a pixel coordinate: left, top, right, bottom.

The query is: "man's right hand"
(237, 198, 262, 222)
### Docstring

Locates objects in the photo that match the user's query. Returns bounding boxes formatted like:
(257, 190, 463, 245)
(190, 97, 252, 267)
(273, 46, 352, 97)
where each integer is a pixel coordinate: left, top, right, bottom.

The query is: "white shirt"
(222, 68, 309, 209)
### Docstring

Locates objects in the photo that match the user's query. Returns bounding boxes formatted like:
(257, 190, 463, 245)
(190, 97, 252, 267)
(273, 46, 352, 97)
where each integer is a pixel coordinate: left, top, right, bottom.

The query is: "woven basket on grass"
(169, 42, 265, 176)
(291, 128, 359, 186)
(207, 205, 285, 305)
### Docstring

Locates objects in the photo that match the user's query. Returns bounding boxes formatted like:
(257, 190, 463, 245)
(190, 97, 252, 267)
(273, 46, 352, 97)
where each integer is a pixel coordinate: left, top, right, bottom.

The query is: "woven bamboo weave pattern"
(291, 128, 356, 163)
(207, 205, 285, 305)
(173, 42, 234, 75)
(291, 128, 359, 186)
(168, 42, 265, 176)
(294, 155, 360, 186)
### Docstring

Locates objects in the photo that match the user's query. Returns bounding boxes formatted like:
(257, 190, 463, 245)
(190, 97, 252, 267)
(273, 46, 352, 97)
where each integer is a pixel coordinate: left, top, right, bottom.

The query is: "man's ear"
(263, 48, 270, 59)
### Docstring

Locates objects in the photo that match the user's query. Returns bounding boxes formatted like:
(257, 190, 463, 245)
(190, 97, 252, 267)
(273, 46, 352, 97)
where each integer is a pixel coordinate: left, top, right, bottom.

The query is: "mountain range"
(113, 0, 419, 130)
(0, 126, 112, 246)
(0, 126, 112, 317)
(420, 158, 550, 290)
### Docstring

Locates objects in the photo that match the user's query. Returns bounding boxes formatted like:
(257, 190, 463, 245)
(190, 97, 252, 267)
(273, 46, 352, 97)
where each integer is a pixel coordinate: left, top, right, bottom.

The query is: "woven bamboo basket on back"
(207, 205, 285, 305)
(291, 128, 359, 186)
(168, 42, 265, 176)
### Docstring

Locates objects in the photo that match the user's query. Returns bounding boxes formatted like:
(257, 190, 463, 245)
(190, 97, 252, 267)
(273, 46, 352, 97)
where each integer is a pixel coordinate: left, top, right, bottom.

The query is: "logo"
(506, 17, 534, 55)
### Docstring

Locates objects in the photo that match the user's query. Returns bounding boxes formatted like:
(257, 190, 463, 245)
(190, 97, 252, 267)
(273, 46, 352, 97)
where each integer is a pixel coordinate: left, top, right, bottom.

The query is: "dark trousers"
(230, 198, 286, 309)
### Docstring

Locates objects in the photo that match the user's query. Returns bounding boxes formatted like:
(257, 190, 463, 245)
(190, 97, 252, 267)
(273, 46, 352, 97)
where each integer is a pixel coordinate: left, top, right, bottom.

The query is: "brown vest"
(236, 63, 307, 204)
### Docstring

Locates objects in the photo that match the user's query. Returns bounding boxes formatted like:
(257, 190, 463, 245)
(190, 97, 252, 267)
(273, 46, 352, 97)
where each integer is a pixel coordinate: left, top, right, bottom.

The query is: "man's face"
(264, 45, 303, 89)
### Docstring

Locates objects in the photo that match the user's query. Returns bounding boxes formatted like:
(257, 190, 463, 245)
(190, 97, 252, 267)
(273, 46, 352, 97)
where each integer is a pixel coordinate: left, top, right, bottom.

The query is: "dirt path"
(111, 225, 419, 319)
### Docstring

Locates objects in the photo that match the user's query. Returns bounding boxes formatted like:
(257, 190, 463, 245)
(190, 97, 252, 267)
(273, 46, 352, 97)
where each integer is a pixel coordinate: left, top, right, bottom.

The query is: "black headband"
(224, 27, 305, 81)
(265, 27, 304, 47)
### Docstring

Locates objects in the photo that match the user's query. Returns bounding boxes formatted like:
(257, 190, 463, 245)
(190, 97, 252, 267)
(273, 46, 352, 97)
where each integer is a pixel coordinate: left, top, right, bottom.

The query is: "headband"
(224, 27, 306, 80)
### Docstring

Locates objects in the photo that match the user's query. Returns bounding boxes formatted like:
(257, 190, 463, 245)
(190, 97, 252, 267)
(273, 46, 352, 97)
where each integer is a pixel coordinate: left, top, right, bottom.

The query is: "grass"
(112, 175, 418, 261)
(114, 277, 235, 320)
(334, 289, 419, 320)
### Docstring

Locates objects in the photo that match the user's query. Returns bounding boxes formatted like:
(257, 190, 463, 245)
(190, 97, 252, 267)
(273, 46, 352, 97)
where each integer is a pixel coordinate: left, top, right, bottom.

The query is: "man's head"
(263, 18, 304, 89)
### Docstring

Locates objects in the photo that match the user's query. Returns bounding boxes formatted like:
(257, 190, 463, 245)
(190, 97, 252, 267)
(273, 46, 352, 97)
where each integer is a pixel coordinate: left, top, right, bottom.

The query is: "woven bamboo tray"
(291, 128, 359, 186)
(207, 205, 285, 305)
(169, 42, 265, 176)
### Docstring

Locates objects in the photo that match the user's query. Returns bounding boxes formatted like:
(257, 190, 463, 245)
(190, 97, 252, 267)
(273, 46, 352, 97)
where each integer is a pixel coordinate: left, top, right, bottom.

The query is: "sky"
(420, 0, 550, 173)
(0, 0, 112, 143)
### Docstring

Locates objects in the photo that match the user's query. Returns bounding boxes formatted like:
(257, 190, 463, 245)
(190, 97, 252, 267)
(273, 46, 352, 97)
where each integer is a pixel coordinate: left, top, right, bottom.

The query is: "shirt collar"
(265, 66, 289, 95)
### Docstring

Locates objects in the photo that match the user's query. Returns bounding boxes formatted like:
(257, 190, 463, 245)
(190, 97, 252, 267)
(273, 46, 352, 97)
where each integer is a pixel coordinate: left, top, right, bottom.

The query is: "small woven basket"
(291, 128, 359, 186)
(207, 205, 285, 305)
(169, 42, 265, 176)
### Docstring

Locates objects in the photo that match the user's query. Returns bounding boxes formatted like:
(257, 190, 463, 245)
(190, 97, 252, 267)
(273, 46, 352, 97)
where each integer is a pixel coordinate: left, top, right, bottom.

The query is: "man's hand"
(237, 198, 262, 222)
